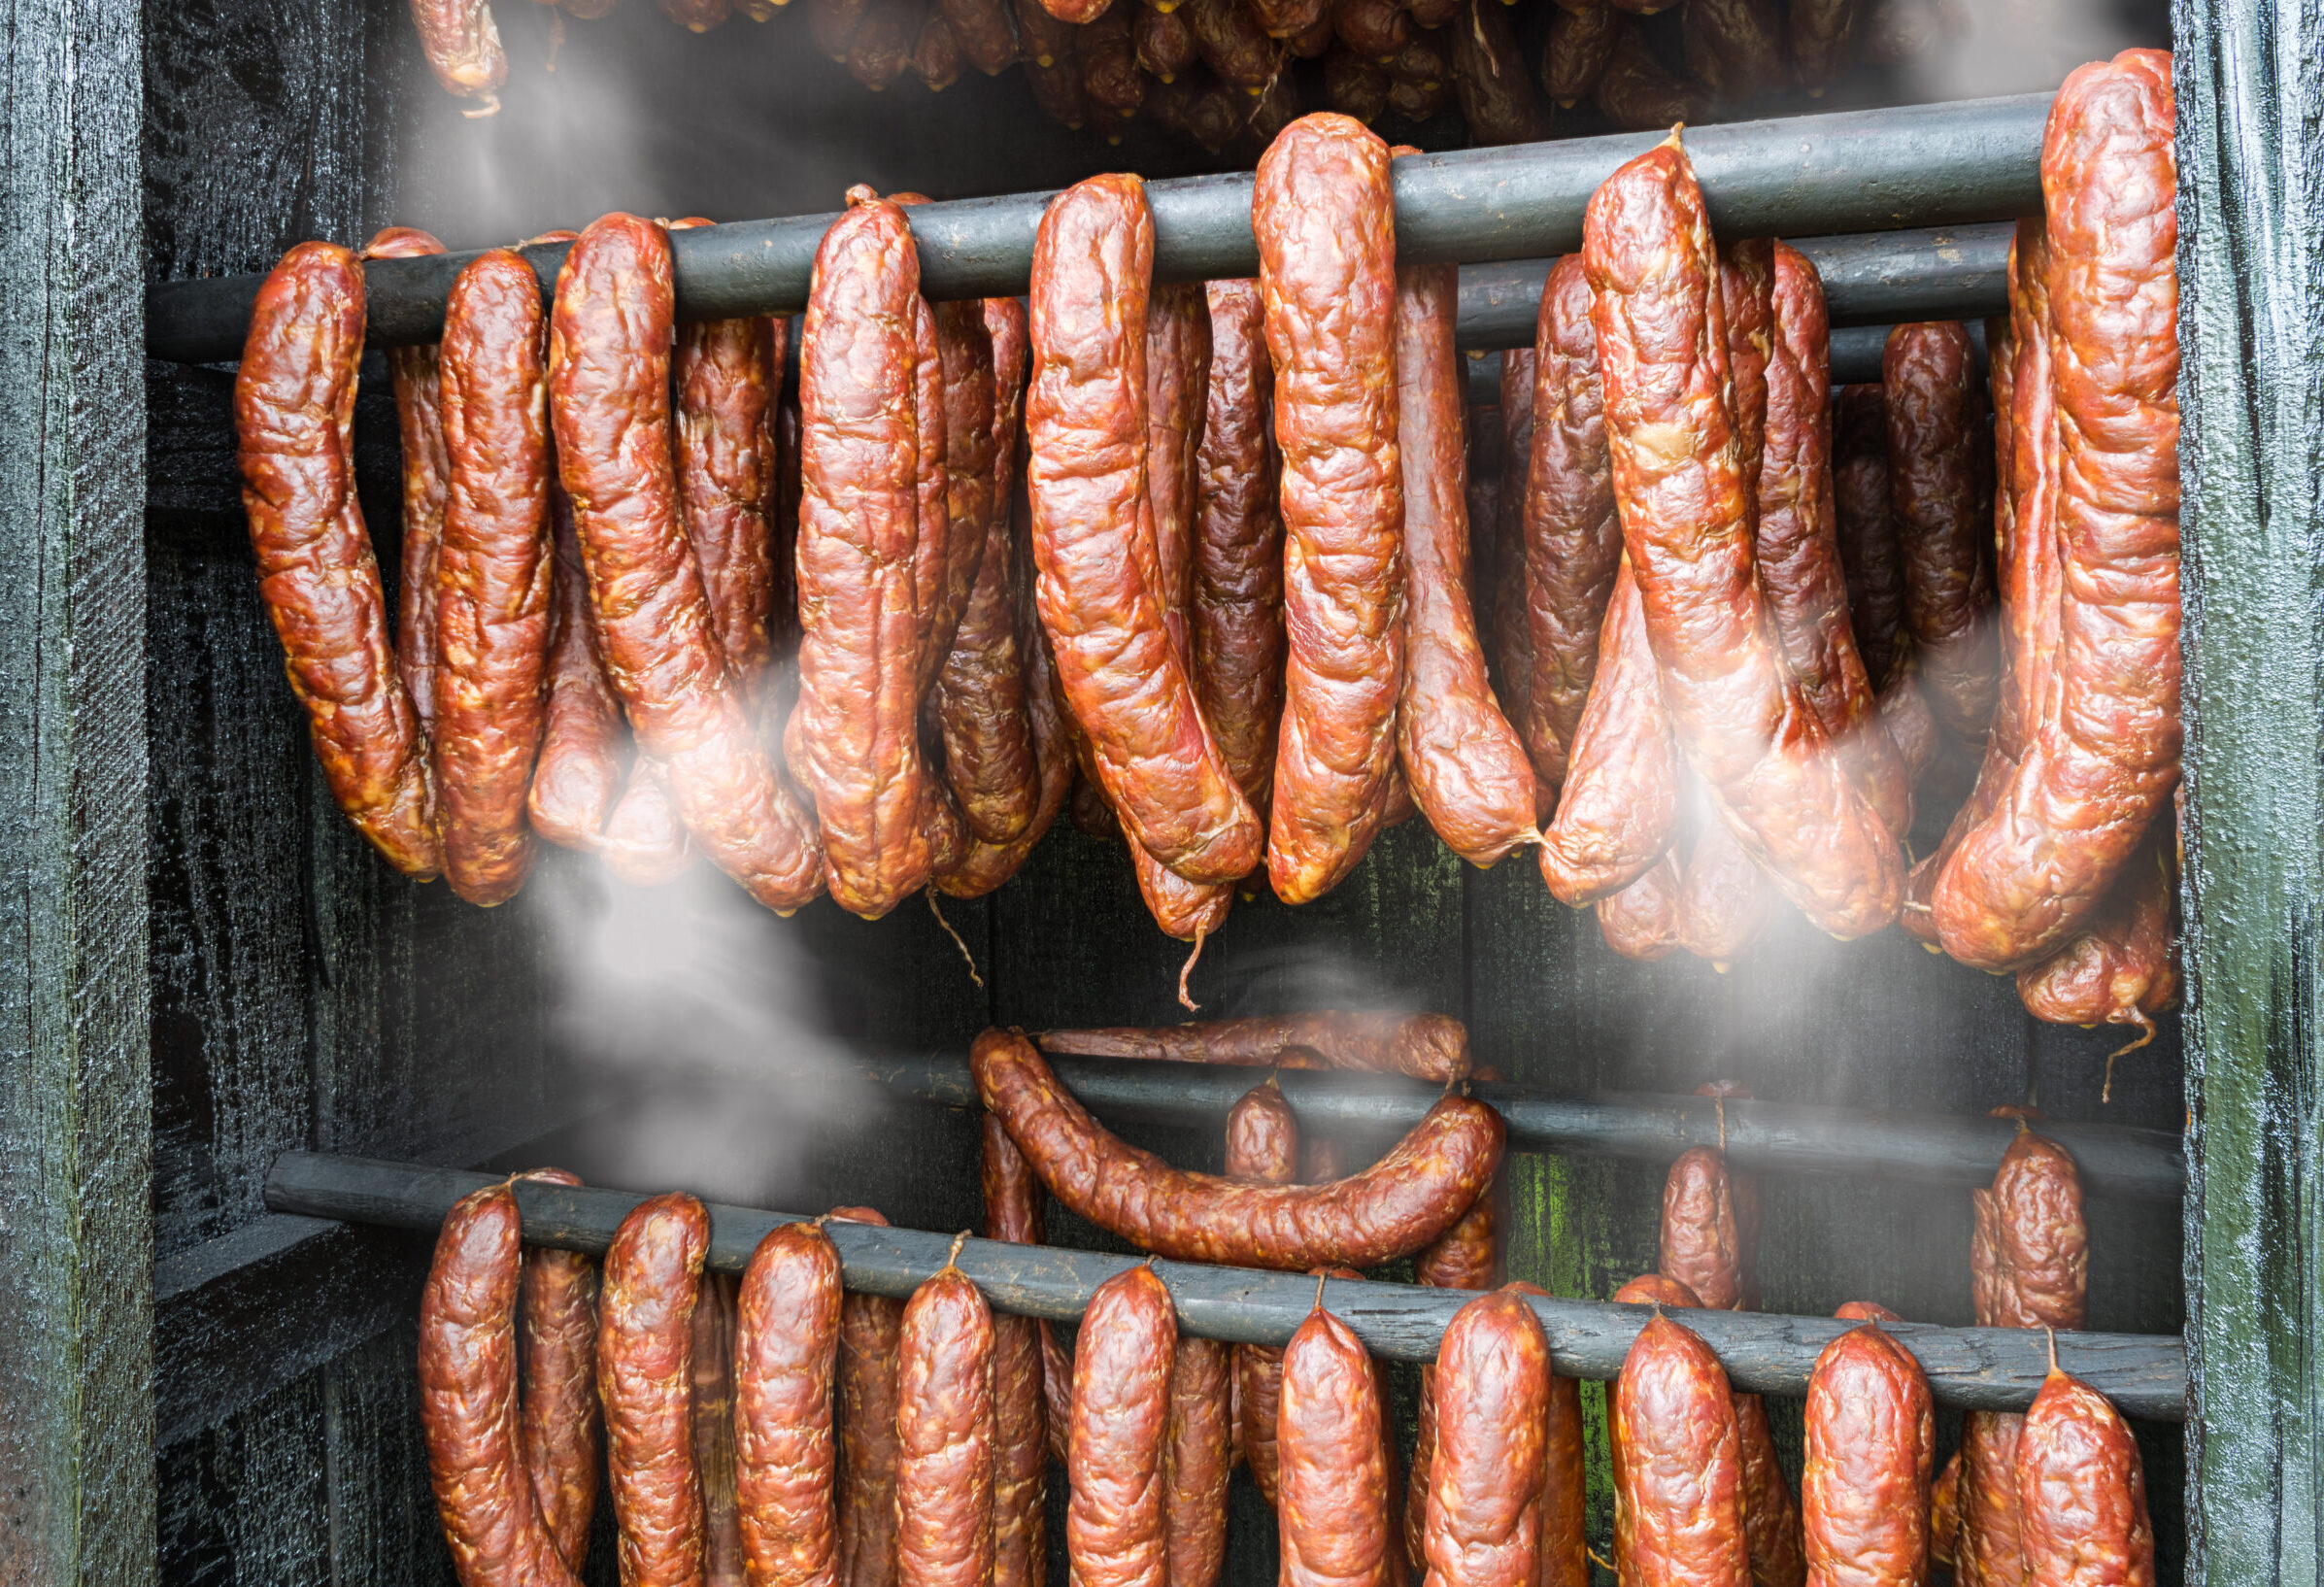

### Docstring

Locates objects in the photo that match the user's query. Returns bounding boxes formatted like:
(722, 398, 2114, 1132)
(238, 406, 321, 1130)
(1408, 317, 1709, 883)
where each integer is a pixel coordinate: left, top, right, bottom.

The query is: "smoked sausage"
(1499, 1280, 1588, 1587)
(1278, 1297, 1394, 1587)
(513, 1168, 601, 1570)
(2013, 1365, 2155, 1587)
(435, 248, 554, 906)
(974, 1027, 1502, 1269)
(833, 1207, 906, 1587)
(420, 1184, 583, 1587)
(1028, 175, 1263, 887)
(979, 1120, 1053, 1587)
(736, 1221, 845, 1587)
(1931, 1455, 1961, 1571)
(1226, 1079, 1298, 1507)
(1830, 385, 1908, 694)
(528, 481, 629, 851)
(2015, 828, 2176, 1058)
(1800, 1326, 1933, 1587)
(1394, 256, 1539, 865)
(1611, 1314, 1750, 1587)
(551, 215, 823, 911)
(1418, 1291, 1550, 1587)
(1593, 23, 1710, 132)
(236, 242, 441, 879)
(1674, 798, 1772, 971)
(598, 1193, 711, 1587)
(362, 226, 452, 746)
(1192, 278, 1286, 816)
(1256, 115, 1407, 904)
(1786, 0, 1855, 92)
(1659, 1146, 1745, 1312)
(1521, 254, 1624, 803)
(1488, 353, 1537, 741)
(696, 1273, 744, 1587)
(1447, 0, 1546, 145)
(1933, 51, 2179, 969)
(894, 1247, 998, 1587)
(1036, 1010, 1469, 1079)
(1953, 1412, 2023, 1587)
(1681, 0, 1783, 106)
(1972, 1126, 2087, 1334)
(1597, 848, 1683, 962)
(1403, 1186, 1499, 1570)
(1584, 136, 1902, 939)
(410, 0, 507, 113)
(1163, 1338, 1233, 1587)
(1541, 3, 1618, 106)
(1067, 1265, 1177, 1587)
(1538, 558, 1679, 904)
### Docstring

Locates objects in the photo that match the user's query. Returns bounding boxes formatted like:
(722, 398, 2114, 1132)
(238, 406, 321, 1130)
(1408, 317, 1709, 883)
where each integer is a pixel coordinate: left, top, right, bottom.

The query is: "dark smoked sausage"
(513, 1168, 601, 1571)
(1584, 136, 1902, 939)
(832, 1207, 907, 1587)
(1036, 1010, 1470, 1080)
(528, 481, 629, 852)
(598, 1193, 711, 1587)
(1597, 847, 1683, 961)
(1029, 175, 1263, 887)
(1256, 115, 1407, 904)
(894, 1248, 998, 1587)
(420, 1184, 583, 1587)
(1489, 353, 1537, 745)
(362, 225, 453, 746)
(435, 248, 555, 906)
(1226, 1079, 1298, 1508)
(1067, 1264, 1177, 1587)
(1279, 1298, 1394, 1587)
(1830, 385, 1908, 694)
(236, 242, 442, 879)
(1800, 1325, 1933, 1587)
(2015, 828, 2177, 1053)
(736, 1221, 845, 1587)
(551, 215, 823, 911)
(974, 1028, 1502, 1269)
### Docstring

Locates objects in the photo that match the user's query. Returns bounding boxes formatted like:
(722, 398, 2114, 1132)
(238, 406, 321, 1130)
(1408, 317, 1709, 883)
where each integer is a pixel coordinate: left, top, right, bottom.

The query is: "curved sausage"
(362, 226, 453, 746)
(1037, 1010, 1469, 1079)
(1800, 1326, 1933, 1587)
(1256, 115, 1407, 904)
(420, 1184, 583, 1587)
(1491, 1280, 1587, 1587)
(435, 248, 554, 905)
(1418, 1291, 1549, 1587)
(2014, 1367, 2155, 1587)
(1192, 278, 1286, 816)
(1933, 51, 2179, 969)
(2015, 828, 2176, 1054)
(974, 1027, 1502, 1269)
(235, 242, 441, 879)
(528, 481, 629, 851)
(1583, 137, 1902, 938)
(895, 1253, 998, 1587)
(927, 298, 999, 684)
(1931, 1454, 1961, 1571)
(1521, 254, 1624, 802)
(832, 1206, 907, 1587)
(1394, 257, 1539, 864)
(1611, 1314, 1750, 1587)
(1018, 2, 1090, 125)
(599, 1193, 711, 1587)
(551, 215, 822, 911)
(1028, 175, 1263, 886)
(1734, 1393, 1804, 1587)
(1279, 1299, 1394, 1587)
(1882, 321, 2000, 744)
(1596, 847, 1682, 961)
(1756, 244, 1910, 836)
(409, 0, 507, 112)
(737, 1221, 845, 1587)
(513, 1168, 601, 1570)
(1042, 1322, 1076, 1467)
(1067, 1265, 1177, 1587)
(1539, 558, 1679, 904)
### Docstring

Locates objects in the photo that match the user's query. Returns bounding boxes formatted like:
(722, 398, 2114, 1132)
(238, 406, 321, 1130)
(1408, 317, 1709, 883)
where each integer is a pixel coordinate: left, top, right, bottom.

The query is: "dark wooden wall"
(136, 1, 2189, 1582)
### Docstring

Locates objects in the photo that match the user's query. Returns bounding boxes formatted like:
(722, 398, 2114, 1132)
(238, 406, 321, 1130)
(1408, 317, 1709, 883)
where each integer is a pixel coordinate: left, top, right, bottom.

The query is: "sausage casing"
(1225, 1079, 1298, 1506)
(1539, 553, 1678, 904)
(1882, 321, 2000, 744)
(1037, 1010, 1469, 1079)
(1256, 115, 1407, 903)
(236, 242, 441, 878)
(409, 0, 507, 111)
(978, 1118, 1052, 1587)
(1830, 385, 1908, 694)
(1597, 847, 1683, 961)
(895, 1263, 998, 1587)
(599, 1193, 711, 1587)
(1612, 1314, 1751, 1587)
(737, 1221, 845, 1587)
(1419, 1291, 1549, 1587)
(1162, 1338, 1232, 1587)
(364, 226, 453, 746)
(1800, 1326, 1934, 1587)
(1068, 1265, 1177, 1587)
(1279, 1302, 1394, 1587)
(2013, 1368, 2155, 1587)
(513, 1167, 601, 1570)
(528, 483, 629, 851)
(1971, 1128, 2087, 1333)
(833, 1207, 907, 1587)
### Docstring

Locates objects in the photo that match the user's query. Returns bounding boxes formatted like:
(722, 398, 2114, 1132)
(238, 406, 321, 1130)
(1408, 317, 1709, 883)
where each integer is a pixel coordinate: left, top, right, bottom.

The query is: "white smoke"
(1902, 0, 2151, 103)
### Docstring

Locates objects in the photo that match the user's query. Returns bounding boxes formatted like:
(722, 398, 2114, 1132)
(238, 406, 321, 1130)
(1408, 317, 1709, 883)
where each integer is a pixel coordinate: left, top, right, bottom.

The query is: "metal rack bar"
(144, 93, 2049, 364)
(264, 1150, 2184, 1419)
(860, 1050, 2183, 1201)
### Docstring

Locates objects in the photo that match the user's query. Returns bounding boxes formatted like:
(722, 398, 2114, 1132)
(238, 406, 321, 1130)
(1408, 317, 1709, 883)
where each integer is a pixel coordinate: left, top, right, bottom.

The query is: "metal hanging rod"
(857, 1049, 2182, 1202)
(145, 93, 2049, 365)
(264, 1150, 2184, 1419)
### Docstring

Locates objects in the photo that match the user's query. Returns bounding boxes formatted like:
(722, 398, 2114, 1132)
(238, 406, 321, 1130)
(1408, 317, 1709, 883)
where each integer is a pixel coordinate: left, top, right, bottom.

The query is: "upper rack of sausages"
(271, 1011, 2175, 1587)
(167, 62, 2180, 1049)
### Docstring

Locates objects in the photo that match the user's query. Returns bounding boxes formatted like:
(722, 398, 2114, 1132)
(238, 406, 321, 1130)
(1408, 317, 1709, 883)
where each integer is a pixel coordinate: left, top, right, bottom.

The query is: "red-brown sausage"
(1028, 175, 1263, 887)
(1882, 321, 2000, 745)
(974, 1028, 1502, 1269)
(1256, 115, 1407, 904)
(363, 226, 453, 745)
(1538, 558, 1679, 904)
(435, 248, 555, 905)
(1488, 354, 1537, 742)
(1279, 1298, 1394, 1587)
(1404, 1195, 1502, 1570)
(978, 1116, 1053, 1587)
(737, 1221, 845, 1587)
(551, 215, 823, 911)
(847, 0, 915, 88)
(1186, 0, 1279, 87)
(1596, 847, 1683, 961)
(1226, 1079, 1298, 1506)
(513, 1168, 601, 1571)
(1584, 137, 1902, 938)
(1674, 795, 1773, 971)
(1418, 1291, 1550, 1587)
(895, 1253, 998, 1587)
(235, 242, 441, 878)
(1037, 1010, 1469, 1080)
(1933, 51, 2179, 969)
(409, 0, 507, 112)
(1612, 1314, 1750, 1587)
(1931, 1452, 1961, 1571)
(1658, 1145, 1745, 1311)
(1521, 254, 1624, 803)
(1734, 1392, 1805, 1587)
(420, 1184, 583, 1587)
(1954, 1411, 2024, 1587)
(1496, 1280, 1588, 1587)
(528, 480, 630, 851)
(1394, 257, 1539, 864)
(1830, 385, 1908, 694)
(1042, 1322, 1076, 1467)
(1163, 1337, 1233, 1587)
(1756, 244, 1911, 837)
(600, 760, 697, 886)
(599, 1193, 711, 1587)
(694, 1270, 746, 1587)
(1800, 1325, 1934, 1587)
(1068, 1264, 1177, 1587)
(1192, 278, 1286, 816)
(2013, 1366, 2155, 1587)
(833, 1207, 906, 1587)
(1137, 4, 1198, 79)
(2015, 827, 2177, 1051)
(1971, 1127, 2087, 1334)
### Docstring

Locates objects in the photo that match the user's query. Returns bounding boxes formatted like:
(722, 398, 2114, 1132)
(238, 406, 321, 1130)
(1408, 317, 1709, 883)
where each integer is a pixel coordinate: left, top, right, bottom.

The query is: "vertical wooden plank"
(0, 0, 153, 1580)
(2172, 5, 2324, 1582)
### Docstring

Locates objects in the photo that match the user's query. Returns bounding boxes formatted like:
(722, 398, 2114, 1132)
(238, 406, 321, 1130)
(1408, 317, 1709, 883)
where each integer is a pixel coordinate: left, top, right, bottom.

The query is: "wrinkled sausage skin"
(1611, 1315, 1750, 1587)
(894, 1261, 997, 1587)
(1068, 1265, 1176, 1587)
(409, 0, 507, 112)
(973, 1028, 1502, 1270)
(598, 1193, 711, 1587)
(1162, 1337, 1233, 1587)
(528, 482, 630, 852)
(512, 1166, 600, 1573)
(1419, 1290, 1549, 1587)
(1539, 557, 1678, 904)
(832, 1207, 906, 1587)
(1256, 115, 1407, 904)
(363, 225, 453, 746)
(1225, 1080, 1298, 1508)
(1882, 321, 2000, 745)
(1037, 1010, 1469, 1080)
(2014, 1368, 2155, 1587)
(736, 1222, 844, 1587)
(1800, 1326, 1933, 1587)
(1279, 1302, 1394, 1587)
(236, 242, 442, 879)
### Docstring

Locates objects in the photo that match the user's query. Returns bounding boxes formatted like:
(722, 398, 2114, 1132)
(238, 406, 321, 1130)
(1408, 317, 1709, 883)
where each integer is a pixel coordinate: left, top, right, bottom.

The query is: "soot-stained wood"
(0, 0, 153, 1579)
